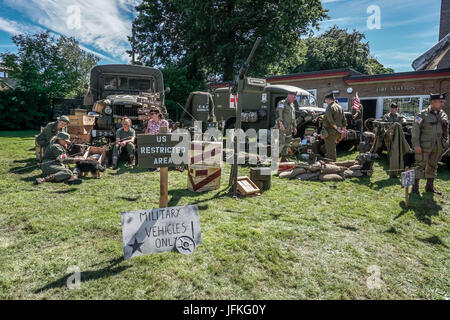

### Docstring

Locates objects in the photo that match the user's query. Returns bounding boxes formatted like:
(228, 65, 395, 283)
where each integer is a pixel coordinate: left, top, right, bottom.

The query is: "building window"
(383, 97, 421, 118)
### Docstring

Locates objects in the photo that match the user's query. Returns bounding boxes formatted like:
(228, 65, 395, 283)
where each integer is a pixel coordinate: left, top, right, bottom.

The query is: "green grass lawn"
(0, 131, 448, 300)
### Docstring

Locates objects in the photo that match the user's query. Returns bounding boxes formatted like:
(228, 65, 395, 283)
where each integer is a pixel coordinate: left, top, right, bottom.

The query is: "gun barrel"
(238, 37, 261, 79)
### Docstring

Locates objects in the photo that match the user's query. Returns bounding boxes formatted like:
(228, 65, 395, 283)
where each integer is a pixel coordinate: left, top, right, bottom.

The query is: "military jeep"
(84, 64, 169, 140)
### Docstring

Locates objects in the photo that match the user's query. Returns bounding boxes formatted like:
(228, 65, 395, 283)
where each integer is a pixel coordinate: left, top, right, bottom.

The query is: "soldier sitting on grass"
(36, 132, 84, 185)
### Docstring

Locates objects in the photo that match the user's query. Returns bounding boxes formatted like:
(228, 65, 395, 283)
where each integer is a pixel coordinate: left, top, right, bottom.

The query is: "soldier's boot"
(65, 175, 83, 185)
(111, 156, 118, 170)
(35, 174, 55, 185)
(129, 155, 136, 168)
(411, 179, 420, 195)
(425, 178, 442, 195)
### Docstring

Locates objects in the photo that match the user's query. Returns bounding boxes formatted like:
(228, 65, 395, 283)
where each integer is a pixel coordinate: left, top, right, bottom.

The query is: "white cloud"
(3, 0, 133, 62)
(0, 17, 43, 35)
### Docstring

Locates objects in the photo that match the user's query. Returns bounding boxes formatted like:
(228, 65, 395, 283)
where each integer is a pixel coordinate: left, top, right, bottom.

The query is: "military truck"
(181, 79, 361, 153)
(83, 64, 169, 140)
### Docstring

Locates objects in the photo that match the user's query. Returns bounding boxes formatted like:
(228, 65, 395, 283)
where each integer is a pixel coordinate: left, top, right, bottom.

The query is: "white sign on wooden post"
(121, 205, 202, 260)
(401, 169, 415, 188)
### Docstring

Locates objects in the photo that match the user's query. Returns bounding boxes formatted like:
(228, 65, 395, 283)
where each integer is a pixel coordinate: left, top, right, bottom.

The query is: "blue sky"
(0, 0, 443, 73)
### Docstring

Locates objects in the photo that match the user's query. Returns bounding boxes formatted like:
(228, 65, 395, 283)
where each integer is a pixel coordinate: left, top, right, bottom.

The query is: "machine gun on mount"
(229, 37, 262, 198)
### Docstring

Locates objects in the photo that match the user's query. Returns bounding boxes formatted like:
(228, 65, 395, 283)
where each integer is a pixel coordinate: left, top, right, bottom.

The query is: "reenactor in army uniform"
(382, 103, 407, 123)
(36, 115, 70, 150)
(411, 93, 448, 195)
(36, 132, 83, 185)
(321, 93, 347, 161)
(112, 118, 136, 169)
(275, 93, 297, 162)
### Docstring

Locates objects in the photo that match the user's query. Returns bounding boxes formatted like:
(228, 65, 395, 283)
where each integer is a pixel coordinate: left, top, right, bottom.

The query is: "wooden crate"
(68, 115, 95, 126)
(278, 162, 295, 173)
(83, 146, 107, 164)
(187, 166, 221, 192)
(236, 176, 260, 196)
(190, 141, 222, 167)
(250, 167, 272, 191)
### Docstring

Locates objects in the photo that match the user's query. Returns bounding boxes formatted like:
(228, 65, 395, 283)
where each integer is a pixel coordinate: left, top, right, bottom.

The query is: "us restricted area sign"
(137, 133, 190, 168)
(121, 205, 202, 259)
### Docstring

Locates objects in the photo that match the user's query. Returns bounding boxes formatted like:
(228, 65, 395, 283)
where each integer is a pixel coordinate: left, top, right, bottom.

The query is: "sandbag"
(279, 170, 293, 179)
(288, 167, 307, 178)
(349, 164, 363, 171)
(343, 169, 363, 178)
(296, 172, 320, 181)
(320, 164, 347, 174)
(308, 162, 323, 172)
(334, 160, 357, 167)
(320, 174, 344, 182)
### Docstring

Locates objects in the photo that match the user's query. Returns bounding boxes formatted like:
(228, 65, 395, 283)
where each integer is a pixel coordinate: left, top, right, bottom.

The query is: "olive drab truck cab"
(84, 64, 169, 140)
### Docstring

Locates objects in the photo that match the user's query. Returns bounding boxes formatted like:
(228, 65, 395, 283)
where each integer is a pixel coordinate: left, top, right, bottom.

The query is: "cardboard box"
(187, 166, 221, 192)
(67, 125, 93, 136)
(71, 133, 91, 144)
(68, 115, 95, 126)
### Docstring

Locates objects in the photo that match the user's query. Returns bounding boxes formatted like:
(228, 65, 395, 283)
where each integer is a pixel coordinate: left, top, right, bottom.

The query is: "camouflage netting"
(278, 152, 378, 182)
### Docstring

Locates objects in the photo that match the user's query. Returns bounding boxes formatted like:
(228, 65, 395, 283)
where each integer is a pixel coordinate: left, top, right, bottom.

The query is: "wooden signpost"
(401, 167, 415, 206)
(137, 127, 190, 207)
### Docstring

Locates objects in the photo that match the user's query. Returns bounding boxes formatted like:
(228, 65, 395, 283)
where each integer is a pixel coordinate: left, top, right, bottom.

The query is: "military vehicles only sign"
(121, 205, 202, 259)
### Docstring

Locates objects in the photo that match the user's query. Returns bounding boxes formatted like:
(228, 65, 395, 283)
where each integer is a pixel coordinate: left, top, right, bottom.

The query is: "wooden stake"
(159, 126, 169, 208)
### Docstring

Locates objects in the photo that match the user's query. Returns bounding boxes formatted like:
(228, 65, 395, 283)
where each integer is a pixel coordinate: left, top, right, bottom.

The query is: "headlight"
(104, 106, 112, 115)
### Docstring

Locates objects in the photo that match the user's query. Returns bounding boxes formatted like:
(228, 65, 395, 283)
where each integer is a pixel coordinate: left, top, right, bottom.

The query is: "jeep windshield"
(103, 75, 155, 92)
(296, 94, 317, 108)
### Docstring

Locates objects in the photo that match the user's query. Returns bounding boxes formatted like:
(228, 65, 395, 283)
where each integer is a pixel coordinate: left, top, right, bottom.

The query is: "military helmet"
(57, 115, 70, 124)
(56, 132, 71, 143)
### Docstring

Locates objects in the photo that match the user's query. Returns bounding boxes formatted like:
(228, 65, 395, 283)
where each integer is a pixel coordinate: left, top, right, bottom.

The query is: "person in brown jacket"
(321, 92, 347, 161)
(411, 93, 448, 195)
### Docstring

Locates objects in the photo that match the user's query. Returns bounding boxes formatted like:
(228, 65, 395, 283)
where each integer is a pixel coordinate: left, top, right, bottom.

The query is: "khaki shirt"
(322, 102, 347, 130)
(42, 142, 75, 168)
(116, 127, 136, 141)
(382, 112, 406, 124)
(411, 106, 448, 150)
(276, 99, 297, 132)
(36, 121, 67, 148)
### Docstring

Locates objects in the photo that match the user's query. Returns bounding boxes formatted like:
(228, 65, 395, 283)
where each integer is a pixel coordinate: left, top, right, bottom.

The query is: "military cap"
(57, 115, 70, 123)
(430, 93, 447, 100)
(390, 102, 398, 108)
(324, 92, 336, 100)
(56, 131, 71, 143)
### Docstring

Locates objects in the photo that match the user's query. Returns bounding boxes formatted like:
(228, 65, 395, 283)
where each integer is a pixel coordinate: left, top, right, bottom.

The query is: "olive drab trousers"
(414, 141, 443, 179)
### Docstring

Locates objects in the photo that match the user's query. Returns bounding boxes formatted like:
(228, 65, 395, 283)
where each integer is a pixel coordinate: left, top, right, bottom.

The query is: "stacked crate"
(187, 141, 223, 192)
(67, 111, 95, 144)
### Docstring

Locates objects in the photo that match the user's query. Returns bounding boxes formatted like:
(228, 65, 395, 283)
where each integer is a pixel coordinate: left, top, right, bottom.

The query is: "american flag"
(352, 92, 361, 111)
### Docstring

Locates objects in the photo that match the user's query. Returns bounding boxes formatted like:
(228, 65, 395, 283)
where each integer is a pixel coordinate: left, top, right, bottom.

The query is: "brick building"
(266, 67, 450, 120)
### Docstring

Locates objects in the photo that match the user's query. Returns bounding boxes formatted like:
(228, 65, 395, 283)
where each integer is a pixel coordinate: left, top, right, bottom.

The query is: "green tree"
(292, 26, 394, 75)
(1, 31, 99, 99)
(132, 0, 327, 81)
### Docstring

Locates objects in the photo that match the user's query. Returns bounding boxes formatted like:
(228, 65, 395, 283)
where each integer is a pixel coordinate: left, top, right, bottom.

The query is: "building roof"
(0, 78, 18, 90)
(267, 68, 363, 83)
(345, 67, 450, 84)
